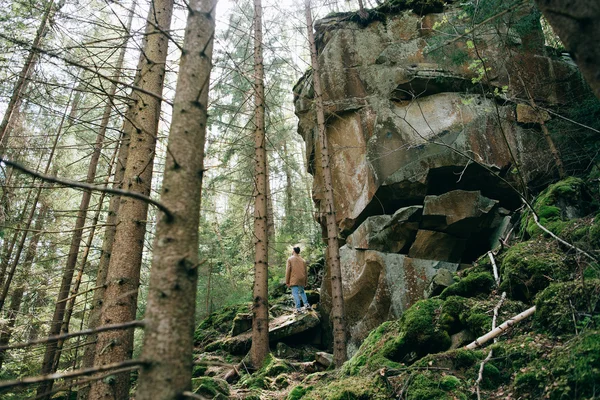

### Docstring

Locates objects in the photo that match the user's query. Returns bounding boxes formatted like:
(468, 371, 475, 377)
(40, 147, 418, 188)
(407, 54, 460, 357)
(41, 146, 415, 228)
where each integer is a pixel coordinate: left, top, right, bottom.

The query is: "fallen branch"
(475, 292, 506, 399)
(0, 359, 145, 391)
(488, 251, 500, 286)
(530, 207, 596, 262)
(0, 158, 174, 220)
(0, 320, 144, 351)
(466, 305, 535, 349)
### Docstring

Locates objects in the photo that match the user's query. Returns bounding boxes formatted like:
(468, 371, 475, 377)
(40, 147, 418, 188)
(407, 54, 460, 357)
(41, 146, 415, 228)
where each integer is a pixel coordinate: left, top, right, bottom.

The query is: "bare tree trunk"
(76, 3, 138, 398)
(0, 185, 36, 287)
(0, 0, 56, 156)
(51, 151, 116, 375)
(0, 203, 48, 369)
(249, 0, 270, 369)
(534, 0, 600, 99)
(0, 81, 76, 313)
(135, 0, 216, 398)
(304, 0, 347, 368)
(283, 141, 293, 221)
(89, 0, 174, 397)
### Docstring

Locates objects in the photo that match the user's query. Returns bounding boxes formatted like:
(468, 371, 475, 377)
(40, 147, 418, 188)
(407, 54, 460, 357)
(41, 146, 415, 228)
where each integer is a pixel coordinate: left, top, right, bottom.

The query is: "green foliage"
(535, 280, 600, 335)
(500, 240, 571, 302)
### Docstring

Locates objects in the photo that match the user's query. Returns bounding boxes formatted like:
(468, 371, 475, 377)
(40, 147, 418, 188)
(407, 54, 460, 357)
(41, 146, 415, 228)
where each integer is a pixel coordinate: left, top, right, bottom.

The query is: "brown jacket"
(286, 254, 307, 287)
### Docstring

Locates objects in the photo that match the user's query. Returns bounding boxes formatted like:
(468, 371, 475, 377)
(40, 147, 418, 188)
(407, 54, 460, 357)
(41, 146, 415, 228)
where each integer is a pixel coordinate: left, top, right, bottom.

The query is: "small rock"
(450, 330, 474, 349)
(315, 352, 333, 368)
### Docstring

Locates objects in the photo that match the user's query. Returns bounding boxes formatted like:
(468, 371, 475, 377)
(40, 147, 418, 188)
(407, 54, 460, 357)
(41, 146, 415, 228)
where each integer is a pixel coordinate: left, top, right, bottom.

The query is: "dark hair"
(293, 246, 301, 254)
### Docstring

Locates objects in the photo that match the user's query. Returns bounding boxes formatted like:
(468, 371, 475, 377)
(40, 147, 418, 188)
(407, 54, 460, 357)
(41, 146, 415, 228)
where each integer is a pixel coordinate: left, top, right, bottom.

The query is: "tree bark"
(89, 0, 173, 398)
(0, 0, 57, 156)
(533, 0, 600, 99)
(250, 0, 270, 369)
(135, 1, 216, 398)
(78, 31, 139, 396)
(51, 152, 115, 375)
(304, 0, 347, 368)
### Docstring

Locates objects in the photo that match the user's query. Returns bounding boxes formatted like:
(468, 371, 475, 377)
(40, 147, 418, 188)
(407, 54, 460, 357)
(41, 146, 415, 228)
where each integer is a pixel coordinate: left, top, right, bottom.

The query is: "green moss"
(265, 358, 292, 377)
(534, 279, 600, 335)
(192, 364, 207, 378)
(299, 375, 389, 400)
(514, 331, 600, 399)
(382, 299, 452, 363)
(287, 385, 312, 400)
(464, 313, 492, 337)
(194, 303, 250, 344)
(439, 272, 495, 299)
(439, 375, 461, 390)
(192, 377, 230, 397)
(500, 240, 570, 302)
(522, 177, 592, 238)
(452, 348, 481, 369)
(342, 321, 401, 375)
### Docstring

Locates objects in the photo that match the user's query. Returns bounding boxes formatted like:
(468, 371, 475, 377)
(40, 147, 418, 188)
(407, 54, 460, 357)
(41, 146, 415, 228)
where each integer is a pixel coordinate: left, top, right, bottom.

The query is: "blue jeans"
(291, 285, 309, 309)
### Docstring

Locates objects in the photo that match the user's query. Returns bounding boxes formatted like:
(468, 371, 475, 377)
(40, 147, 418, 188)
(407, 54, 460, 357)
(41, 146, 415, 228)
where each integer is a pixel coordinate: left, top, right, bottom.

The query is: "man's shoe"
(304, 304, 312, 311)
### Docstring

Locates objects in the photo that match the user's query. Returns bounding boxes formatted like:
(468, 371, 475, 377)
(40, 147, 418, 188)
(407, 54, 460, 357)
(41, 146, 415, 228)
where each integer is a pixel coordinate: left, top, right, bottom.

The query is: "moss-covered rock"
(194, 303, 251, 346)
(287, 385, 312, 400)
(192, 376, 230, 398)
(523, 177, 594, 238)
(500, 240, 571, 302)
(439, 272, 495, 299)
(535, 279, 600, 335)
(298, 374, 390, 400)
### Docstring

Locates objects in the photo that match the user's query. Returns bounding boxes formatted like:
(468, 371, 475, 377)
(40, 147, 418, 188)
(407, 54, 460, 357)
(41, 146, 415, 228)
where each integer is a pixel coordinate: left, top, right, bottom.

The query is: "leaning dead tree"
(304, 0, 347, 367)
(135, 0, 216, 398)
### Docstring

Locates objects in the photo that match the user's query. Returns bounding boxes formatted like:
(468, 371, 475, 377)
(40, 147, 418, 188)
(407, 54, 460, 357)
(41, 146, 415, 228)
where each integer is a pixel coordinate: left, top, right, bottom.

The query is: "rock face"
(294, 3, 586, 356)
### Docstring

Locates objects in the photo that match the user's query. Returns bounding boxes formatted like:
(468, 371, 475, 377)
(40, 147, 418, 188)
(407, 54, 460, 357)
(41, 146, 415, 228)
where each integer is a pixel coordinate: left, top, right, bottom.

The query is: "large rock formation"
(294, 2, 587, 355)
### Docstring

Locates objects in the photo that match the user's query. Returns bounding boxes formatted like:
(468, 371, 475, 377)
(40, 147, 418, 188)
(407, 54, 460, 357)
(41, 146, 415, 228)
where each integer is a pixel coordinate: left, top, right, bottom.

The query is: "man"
(285, 246, 311, 314)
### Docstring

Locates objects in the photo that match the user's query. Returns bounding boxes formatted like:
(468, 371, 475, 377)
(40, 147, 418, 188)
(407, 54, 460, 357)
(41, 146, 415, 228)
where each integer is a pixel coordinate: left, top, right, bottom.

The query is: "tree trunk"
(0, 0, 56, 156)
(52, 152, 115, 375)
(533, 0, 600, 99)
(304, 0, 347, 368)
(77, 5, 138, 395)
(135, 1, 216, 398)
(249, 0, 270, 369)
(0, 82, 75, 314)
(0, 203, 48, 369)
(89, 0, 173, 397)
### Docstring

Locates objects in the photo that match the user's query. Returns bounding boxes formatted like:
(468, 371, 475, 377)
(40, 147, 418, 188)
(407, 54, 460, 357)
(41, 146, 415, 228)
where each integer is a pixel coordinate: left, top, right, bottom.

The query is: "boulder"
(346, 206, 422, 252)
(315, 352, 334, 368)
(230, 313, 252, 336)
(425, 268, 455, 298)
(294, 4, 581, 234)
(408, 230, 466, 262)
(329, 246, 459, 356)
(421, 190, 498, 234)
(207, 312, 321, 355)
